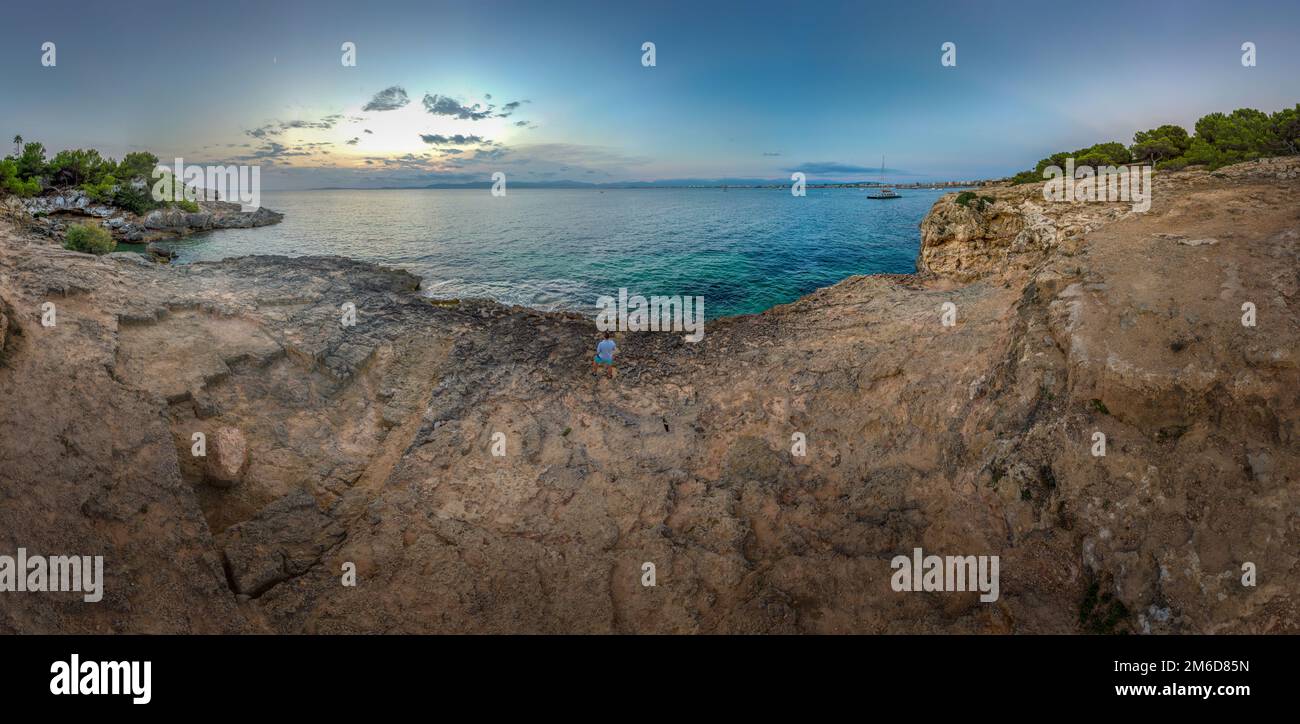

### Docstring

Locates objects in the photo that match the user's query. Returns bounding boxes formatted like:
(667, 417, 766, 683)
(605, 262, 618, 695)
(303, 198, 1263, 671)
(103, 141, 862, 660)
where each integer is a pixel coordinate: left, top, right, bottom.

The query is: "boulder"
(204, 426, 250, 487)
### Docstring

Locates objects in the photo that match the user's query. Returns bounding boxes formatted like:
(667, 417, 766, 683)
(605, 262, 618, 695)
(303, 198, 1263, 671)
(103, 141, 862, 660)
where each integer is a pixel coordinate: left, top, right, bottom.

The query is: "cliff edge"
(0, 158, 1296, 633)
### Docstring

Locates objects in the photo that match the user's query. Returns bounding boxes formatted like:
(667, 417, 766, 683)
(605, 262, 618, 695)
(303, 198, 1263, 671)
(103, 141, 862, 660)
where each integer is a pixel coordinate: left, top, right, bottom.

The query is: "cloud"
(470, 147, 509, 161)
(497, 99, 530, 117)
(346, 137, 360, 145)
(363, 129, 373, 134)
(422, 94, 495, 120)
(787, 161, 878, 174)
(235, 142, 313, 164)
(245, 115, 342, 139)
(362, 86, 411, 112)
(419, 133, 487, 145)
(245, 124, 277, 139)
(217, 139, 340, 166)
(353, 152, 444, 172)
(280, 118, 338, 131)
(252, 142, 288, 157)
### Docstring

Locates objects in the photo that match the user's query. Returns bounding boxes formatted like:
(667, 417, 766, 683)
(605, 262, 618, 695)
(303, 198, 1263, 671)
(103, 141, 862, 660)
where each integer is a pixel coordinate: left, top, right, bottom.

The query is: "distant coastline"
(305, 179, 998, 191)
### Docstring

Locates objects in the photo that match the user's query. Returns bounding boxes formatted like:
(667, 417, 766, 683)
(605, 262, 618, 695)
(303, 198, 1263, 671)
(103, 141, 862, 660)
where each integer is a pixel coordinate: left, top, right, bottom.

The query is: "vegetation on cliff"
(0, 138, 197, 215)
(1010, 103, 1300, 183)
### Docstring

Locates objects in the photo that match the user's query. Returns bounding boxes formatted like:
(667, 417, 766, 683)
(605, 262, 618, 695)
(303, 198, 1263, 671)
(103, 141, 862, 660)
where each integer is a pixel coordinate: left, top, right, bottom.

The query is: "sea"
(155, 187, 951, 319)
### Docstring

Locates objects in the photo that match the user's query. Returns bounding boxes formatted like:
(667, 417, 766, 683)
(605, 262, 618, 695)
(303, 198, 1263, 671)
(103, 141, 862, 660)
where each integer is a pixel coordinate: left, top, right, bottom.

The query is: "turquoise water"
(159, 188, 950, 319)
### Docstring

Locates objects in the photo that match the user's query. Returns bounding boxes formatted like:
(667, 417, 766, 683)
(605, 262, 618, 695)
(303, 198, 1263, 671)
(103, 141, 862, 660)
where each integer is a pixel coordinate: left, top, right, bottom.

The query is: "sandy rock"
(205, 426, 250, 487)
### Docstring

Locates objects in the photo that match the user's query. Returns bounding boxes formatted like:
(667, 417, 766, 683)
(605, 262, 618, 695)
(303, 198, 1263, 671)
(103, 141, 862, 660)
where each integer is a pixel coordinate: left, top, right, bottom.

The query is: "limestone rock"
(204, 426, 250, 487)
(220, 490, 345, 596)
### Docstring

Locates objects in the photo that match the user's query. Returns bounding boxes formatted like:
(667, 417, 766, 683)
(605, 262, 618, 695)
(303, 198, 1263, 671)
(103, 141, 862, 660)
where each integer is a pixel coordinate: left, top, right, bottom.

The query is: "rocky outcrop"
(142, 201, 283, 233)
(918, 182, 1126, 280)
(18, 191, 282, 244)
(0, 158, 1295, 634)
(22, 191, 118, 219)
(920, 156, 1300, 281)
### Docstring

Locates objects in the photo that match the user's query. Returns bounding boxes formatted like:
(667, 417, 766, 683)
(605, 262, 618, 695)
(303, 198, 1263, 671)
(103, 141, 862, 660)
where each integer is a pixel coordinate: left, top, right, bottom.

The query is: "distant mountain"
(309, 178, 902, 190)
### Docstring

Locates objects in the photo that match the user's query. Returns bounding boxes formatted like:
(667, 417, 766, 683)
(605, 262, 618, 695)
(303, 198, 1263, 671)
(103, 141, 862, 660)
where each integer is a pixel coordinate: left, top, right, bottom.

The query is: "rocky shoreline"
(6, 190, 282, 254)
(0, 157, 1296, 633)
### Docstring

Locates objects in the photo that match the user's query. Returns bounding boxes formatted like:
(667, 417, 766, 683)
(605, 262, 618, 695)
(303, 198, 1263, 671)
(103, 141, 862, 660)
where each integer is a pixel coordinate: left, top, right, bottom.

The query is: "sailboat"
(867, 155, 900, 199)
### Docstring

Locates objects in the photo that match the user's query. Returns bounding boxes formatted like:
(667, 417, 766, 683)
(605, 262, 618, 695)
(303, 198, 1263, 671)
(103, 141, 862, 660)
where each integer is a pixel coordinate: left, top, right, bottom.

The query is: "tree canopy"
(1011, 102, 1300, 182)
(2, 138, 167, 208)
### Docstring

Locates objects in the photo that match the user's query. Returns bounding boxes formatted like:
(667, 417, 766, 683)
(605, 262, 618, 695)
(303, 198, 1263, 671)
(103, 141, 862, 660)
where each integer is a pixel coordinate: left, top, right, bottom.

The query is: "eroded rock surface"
(16, 191, 282, 244)
(0, 158, 1295, 633)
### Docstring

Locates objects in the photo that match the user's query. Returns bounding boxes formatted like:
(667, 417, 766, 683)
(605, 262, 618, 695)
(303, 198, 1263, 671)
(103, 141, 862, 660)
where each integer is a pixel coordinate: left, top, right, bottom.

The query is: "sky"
(1, 0, 1298, 189)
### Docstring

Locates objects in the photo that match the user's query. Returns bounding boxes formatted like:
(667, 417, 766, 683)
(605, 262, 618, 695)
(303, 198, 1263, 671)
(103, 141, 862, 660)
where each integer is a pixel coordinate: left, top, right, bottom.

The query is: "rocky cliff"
(0, 158, 1295, 633)
(12, 191, 282, 245)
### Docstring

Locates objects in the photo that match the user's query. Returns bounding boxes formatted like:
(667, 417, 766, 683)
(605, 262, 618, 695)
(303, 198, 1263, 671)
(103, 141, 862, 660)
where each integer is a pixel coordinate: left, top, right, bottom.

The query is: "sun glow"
(333, 101, 513, 164)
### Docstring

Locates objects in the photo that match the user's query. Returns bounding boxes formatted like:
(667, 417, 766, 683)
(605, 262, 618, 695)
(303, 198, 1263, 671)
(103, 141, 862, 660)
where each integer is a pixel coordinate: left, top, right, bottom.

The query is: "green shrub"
(63, 224, 116, 255)
(1179, 137, 1237, 169)
(1073, 141, 1133, 168)
(150, 170, 198, 204)
(111, 184, 161, 215)
(0, 159, 40, 197)
(116, 151, 159, 183)
(175, 198, 200, 213)
(955, 191, 995, 210)
(1010, 169, 1040, 185)
(80, 176, 118, 203)
(11, 178, 41, 196)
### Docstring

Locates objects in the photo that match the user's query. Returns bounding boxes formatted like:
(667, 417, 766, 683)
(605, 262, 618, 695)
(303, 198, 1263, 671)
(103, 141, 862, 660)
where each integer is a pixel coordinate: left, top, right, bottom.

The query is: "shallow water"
(157, 187, 951, 318)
